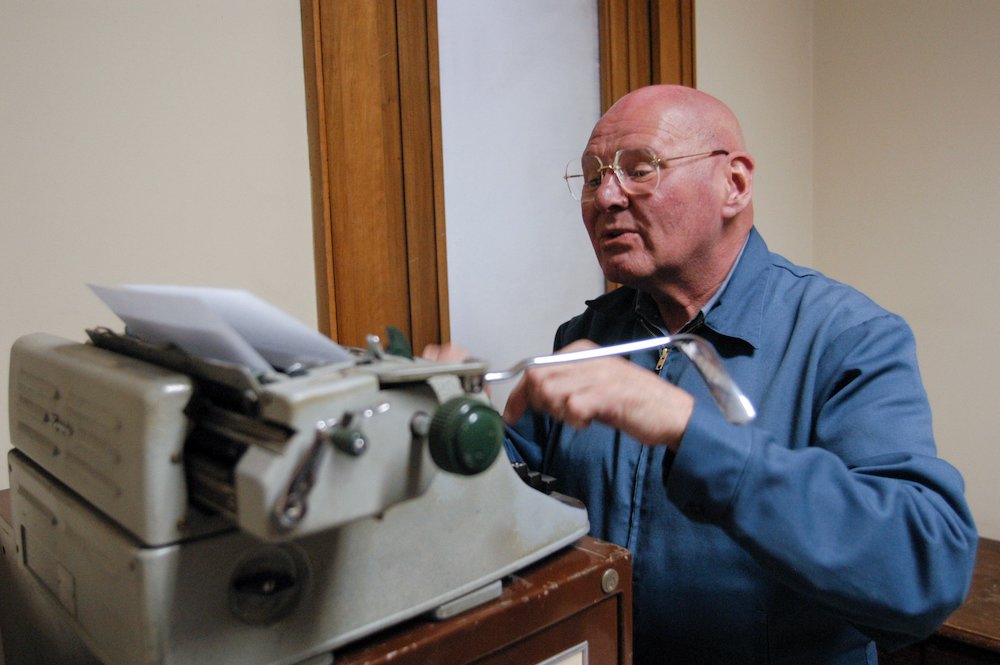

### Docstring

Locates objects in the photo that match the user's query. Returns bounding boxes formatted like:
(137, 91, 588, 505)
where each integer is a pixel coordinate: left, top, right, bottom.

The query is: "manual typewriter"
(2, 306, 590, 665)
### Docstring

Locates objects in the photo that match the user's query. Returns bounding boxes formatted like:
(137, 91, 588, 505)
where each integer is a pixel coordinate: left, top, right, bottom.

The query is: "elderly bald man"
(429, 85, 977, 664)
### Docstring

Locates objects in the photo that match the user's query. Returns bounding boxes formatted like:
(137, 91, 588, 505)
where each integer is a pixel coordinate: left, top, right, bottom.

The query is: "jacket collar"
(700, 227, 767, 350)
(584, 227, 768, 350)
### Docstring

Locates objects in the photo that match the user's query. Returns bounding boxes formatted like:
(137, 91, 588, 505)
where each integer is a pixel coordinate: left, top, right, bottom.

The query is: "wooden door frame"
(300, 0, 694, 347)
(600, 0, 695, 111)
(300, 0, 447, 351)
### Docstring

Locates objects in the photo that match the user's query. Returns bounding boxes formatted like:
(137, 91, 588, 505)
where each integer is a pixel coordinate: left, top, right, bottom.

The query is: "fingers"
(502, 340, 598, 426)
(421, 342, 470, 362)
(502, 377, 529, 425)
(421, 344, 442, 360)
(422, 342, 493, 400)
(504, 346, 694, 449)
(516, 359, 619, 429)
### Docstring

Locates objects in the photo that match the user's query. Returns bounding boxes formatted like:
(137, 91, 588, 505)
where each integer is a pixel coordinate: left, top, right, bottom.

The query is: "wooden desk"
(335, 536, 633, 664)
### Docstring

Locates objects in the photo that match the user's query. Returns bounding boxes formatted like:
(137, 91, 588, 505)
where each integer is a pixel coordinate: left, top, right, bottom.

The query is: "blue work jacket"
(505, 228, 977, 664)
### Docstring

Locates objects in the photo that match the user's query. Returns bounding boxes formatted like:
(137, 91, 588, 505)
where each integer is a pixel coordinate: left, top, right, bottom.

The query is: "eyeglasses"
(564, 147, 729, 202)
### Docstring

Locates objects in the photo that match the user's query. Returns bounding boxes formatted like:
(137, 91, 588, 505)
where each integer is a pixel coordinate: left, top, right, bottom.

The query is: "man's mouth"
(603, 228, 635, 240)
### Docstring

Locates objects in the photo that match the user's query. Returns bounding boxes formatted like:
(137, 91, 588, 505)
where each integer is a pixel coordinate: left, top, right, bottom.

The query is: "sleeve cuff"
(667, 398, 756, 522)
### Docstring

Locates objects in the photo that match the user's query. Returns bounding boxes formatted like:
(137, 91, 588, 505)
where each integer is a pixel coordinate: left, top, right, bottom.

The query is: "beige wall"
(699, 0, 1000, 539)
(697, 0, 815, 266)
(813, 1, 1000, 539)
(0, 0, 317, 489)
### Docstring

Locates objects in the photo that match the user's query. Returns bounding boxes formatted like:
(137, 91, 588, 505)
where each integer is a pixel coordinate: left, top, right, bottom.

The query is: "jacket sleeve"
(502, 324, 575, 470)
(667, 313, 978, 646)
(503, 410, 547, 469)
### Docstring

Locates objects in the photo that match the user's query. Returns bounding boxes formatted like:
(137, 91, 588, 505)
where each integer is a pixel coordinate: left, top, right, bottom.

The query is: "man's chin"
(599, 259, 642, 288)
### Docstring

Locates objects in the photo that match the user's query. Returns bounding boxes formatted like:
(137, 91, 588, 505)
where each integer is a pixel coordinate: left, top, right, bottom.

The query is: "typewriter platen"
(3, 327, 590, 665)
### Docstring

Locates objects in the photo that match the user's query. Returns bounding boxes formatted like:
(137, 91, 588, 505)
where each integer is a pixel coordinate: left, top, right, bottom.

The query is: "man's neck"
(646, 231, 751, 332)
(650, 285, 715, 333)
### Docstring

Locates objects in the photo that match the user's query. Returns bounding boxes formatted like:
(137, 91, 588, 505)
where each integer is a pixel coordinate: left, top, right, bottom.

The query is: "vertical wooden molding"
(300, 0, 338, 340)
(626, 0, 652, 91)
(599, 0, 630, 113)
(597, 0, 696, 291)
(652, 0, 696, 87)
(300, 0, 446, 350)
(680, 0, 696, 86)
(395, 0, 448, 350)
(425, 0, 450, 344)
(598, 0, 696, 112)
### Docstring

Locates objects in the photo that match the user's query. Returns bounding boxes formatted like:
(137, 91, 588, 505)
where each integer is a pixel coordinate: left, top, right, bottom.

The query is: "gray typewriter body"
(2, 331, 588, 665)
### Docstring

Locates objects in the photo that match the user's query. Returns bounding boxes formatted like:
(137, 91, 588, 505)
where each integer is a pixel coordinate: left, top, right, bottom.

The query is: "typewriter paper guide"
(89, 284, 352, 373)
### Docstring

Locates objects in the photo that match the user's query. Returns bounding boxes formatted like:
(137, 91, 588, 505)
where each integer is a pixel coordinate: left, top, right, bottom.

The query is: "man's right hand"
(502, 339, 695, 451)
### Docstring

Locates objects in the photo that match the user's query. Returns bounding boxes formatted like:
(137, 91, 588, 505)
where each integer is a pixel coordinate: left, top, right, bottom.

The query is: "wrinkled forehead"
(583, 105, 700, 159)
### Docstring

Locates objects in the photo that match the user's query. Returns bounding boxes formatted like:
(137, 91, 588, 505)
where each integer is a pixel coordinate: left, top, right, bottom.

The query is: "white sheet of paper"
(89, 284, 352, 373)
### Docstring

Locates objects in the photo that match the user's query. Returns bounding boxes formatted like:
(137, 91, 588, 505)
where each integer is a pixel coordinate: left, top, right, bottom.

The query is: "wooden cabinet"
(335, 536, 633, 665)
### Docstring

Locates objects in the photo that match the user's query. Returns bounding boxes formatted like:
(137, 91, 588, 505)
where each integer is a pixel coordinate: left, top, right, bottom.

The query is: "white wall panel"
(437, 0, 605, 408)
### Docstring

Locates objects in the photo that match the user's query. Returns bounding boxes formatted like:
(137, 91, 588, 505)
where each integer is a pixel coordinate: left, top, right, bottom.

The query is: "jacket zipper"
(626, 318, 669, 549)
(655, 347, 669, 371)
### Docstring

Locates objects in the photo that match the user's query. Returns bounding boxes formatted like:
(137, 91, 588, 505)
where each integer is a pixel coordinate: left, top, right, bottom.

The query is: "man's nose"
(592, 171, 629, 209)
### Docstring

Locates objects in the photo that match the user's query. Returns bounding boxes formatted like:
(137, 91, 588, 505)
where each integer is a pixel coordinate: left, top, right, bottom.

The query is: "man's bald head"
(595, 85, 747, 155)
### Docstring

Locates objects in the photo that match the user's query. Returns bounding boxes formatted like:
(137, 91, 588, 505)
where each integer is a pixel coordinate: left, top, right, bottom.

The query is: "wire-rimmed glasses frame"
(564, 147, 730, 202)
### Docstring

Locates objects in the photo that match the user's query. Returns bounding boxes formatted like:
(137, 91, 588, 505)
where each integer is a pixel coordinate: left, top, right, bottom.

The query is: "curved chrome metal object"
(483, 334, 756, 425)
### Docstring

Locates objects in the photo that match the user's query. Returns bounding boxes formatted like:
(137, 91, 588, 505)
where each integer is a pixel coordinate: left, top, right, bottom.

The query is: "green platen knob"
(428, 397, 504, 475)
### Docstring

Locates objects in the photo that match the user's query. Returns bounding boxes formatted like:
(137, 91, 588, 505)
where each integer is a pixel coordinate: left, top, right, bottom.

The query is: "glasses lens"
(616, 148, 660, 195)
(565, 155, 603, 201)
(565, 149, 663, 201)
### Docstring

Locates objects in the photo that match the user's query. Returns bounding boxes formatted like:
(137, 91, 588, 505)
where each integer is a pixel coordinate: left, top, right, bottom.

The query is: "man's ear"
(721, 152, 753, 218)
